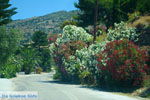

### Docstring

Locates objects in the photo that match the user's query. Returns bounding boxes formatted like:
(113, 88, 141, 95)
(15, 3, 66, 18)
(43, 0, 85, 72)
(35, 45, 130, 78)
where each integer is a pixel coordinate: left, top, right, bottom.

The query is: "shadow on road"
(39, 80, 139, 94)
(79, 85, 140, 93)
(39, 80, 79, 85)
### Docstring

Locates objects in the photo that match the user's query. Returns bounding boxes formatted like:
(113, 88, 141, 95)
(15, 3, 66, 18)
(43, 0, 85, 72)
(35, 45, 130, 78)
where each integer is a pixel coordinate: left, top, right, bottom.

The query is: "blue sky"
(10, 0, 78, 20)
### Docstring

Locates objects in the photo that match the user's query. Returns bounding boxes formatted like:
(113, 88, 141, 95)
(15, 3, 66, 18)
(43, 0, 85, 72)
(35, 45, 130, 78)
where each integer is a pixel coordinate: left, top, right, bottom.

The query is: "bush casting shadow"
(79, 85, 140, 93)
(39, 80, 80, 85)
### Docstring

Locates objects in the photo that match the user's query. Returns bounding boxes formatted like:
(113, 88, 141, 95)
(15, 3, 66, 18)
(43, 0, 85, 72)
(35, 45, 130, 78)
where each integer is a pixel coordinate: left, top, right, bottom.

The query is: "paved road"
(12, 73, 142, 100)
(0, 79, 13, 91)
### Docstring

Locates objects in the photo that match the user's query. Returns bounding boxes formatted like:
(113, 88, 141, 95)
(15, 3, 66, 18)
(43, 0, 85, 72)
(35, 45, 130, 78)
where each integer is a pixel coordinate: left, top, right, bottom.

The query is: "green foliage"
(0, 0, 20, 78)
(60, 20, 77, 29)
(75, 0, 109, 26)
(53, 66, 62, 80)
(75, 0, 150, 27)
(35, 67, 43, 74)
(143, 76, 150, 88)
(96, 33, 107, 43)
(136, 0, 150, 13)
(38, 48, 51, 71)
(32, 31, 51, 71)
(128, 11, 141, 23)
(131, 16, 150, 46)
(0, 55, 22, 78)
(0, 26, 22, 69)
(107, 22, 139, 42)
(79, 71, 94, 85)
(0, 0, 17, 25)
(21, 46, 39, 74)
(32, 31, 48, 48)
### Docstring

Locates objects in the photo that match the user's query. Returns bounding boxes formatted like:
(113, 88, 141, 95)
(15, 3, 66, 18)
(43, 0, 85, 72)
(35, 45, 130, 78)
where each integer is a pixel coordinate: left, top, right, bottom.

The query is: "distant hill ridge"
(7, 10, 78, 34)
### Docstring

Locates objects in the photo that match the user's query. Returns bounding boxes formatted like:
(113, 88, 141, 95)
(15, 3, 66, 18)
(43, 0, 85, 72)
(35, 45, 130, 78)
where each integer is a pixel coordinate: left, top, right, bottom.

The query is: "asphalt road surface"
(12, 73, 143, 100)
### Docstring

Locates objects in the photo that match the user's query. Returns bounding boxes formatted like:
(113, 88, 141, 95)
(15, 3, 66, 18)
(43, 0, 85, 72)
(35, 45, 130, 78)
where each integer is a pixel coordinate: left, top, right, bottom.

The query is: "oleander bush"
(48, 33, 59, 44)
(107, 22, 139, 42)
(50, 25, 92, 81)
(96, 40, 149, 87)
(56, 25, 92, 44)
(50, 24, 149, 88)
(74, 42, 107, 84)
(52, 41, 87, 81)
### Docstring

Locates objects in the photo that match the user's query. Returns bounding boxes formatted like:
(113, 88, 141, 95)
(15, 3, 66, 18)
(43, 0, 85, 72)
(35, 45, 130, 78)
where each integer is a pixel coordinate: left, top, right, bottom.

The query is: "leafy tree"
(32, 31, 48, 48)
(75, 0, 150, 30)
(0, 0, 17, 25)
(75, 0, 101, 42)
(136, 0, 150, 13)
(32, 31, 51, 71)
(0, 55, 22, 78)
(38, 48, 51, 71)
(21, 46, 39, 74)
(74, 0, 118, 41)
(0, 27, 21, 68)
(0, 27, 22, 77)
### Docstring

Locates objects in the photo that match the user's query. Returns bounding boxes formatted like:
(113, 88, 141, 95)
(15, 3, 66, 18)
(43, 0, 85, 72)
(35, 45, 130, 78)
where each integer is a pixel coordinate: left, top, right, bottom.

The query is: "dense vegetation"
(48, 0, 150, 97)
(0, 0, 150, 98)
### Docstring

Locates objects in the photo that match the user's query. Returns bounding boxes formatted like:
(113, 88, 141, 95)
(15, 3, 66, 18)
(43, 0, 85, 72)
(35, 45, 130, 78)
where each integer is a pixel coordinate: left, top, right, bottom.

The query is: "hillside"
(7, 10, 77, 34)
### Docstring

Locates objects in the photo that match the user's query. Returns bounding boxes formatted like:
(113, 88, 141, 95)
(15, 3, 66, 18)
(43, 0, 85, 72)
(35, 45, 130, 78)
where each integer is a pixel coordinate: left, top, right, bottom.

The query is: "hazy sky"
(10, 0, 78, 20)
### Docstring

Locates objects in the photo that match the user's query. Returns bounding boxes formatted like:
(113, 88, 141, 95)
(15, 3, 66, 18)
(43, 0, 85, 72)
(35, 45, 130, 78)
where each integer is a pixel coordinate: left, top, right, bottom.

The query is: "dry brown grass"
(131, 16, 150, 27)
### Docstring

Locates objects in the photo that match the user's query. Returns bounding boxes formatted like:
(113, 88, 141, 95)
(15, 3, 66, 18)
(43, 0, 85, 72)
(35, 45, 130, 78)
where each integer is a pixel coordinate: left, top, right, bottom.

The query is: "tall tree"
(32, 31, 51, 71)
(75, 0, 107, 42)
(32, 31, 48, 49)
(136, 0, 150, 13)
(0, 27, 21, 68)
(0, 0, 17, 25)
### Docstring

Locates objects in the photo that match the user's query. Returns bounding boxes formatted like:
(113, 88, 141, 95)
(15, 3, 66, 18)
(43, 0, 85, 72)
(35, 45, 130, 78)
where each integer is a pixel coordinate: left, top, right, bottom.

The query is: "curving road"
(12, 73, 143, 100)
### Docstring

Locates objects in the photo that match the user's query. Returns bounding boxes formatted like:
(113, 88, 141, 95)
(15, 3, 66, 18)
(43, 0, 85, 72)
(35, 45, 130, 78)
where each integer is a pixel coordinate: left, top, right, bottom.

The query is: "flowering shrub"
(50, 39, 87, 81)
(107, 22, 139, 42)
(56, 25, 92, 44)
(48, 33, 59, 44)
(97, 40, 149, 86)
(61, 42, 106, 84)
(72, 42, 107, 84)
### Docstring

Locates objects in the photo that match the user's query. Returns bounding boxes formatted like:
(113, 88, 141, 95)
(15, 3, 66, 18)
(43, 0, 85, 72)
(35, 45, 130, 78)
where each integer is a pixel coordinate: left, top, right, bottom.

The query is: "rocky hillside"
(7, 10, 77, 34)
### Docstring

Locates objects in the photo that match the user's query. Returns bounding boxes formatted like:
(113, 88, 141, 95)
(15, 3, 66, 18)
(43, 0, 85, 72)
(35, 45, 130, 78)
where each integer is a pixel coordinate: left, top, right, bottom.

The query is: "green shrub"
(35, 67, 43, 74)
(79, 71, 94, 85)
(107, 22, 139, 42)
(0, 55, 22, 78)
(96, 33, 107, 43)
(0, 26, 22, 68)
(0, 26, 22, 78)
(143, 76, 150, 88)
(21, 47, 39, 74)
(128, 11, 140, 23)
